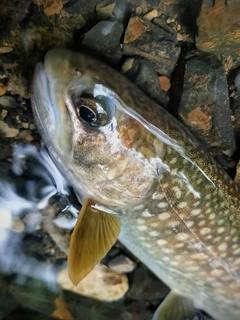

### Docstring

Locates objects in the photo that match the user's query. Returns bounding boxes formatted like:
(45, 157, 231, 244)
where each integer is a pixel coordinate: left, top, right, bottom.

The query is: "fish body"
(32, 48, 240, 320)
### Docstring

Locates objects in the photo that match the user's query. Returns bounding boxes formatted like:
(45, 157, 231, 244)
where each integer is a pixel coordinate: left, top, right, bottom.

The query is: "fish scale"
(32, 48, 240, 320)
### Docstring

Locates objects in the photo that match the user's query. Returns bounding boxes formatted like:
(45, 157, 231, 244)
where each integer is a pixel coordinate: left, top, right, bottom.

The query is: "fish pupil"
(79, 104, 99, 127)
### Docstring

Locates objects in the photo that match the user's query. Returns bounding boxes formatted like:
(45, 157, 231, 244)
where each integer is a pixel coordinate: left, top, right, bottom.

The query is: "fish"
(31, 48, 240, 320)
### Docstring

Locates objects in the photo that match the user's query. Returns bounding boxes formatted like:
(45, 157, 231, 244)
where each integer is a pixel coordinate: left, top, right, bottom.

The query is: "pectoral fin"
(68, 198, 121, 285)
(152, 291, 195, 320)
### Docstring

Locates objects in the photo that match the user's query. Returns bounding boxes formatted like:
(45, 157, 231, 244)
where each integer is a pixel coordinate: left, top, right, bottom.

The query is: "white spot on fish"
(157, 239, 167, 246)
(218, 243, 228, 251)
(152, 192, 164, 200)
(142, 209, 153, 217)
(167, 220, 180, 228)
(192, 209, 202, 216)
(149, 231, 160, 237)
(172, 186, 182, 199)
(158, 212, 170, 220)
(200, 227, 211, 235)
(218, 227, 225, 234)
(185, 221, 194, 228)
(177, 201, 188, 209)
(169, 157, 177, 165)
(176, 233, 190, 241)
(137, 218, 145, 224)
(209, 213, 216, 220)
(157, 202, 168, 209)
(138, 225, 148, 231)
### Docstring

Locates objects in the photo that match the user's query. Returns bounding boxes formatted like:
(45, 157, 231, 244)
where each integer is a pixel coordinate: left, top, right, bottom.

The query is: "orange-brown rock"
(196, 0, 240, 67)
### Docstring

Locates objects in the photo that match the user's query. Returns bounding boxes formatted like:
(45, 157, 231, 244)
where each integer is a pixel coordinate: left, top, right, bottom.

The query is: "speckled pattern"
(32, 49, 240, 320)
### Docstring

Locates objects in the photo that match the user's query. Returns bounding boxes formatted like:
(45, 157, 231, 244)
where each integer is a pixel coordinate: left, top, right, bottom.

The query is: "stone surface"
(81, 20, 124, 63)
(123, 16, 180, 76)
(57, 264, 129, 301)
(179, 52, 235, 158)
(196, 0, 240, 67)
(108, 254, 136, 273)
(123, 58, 168, 105)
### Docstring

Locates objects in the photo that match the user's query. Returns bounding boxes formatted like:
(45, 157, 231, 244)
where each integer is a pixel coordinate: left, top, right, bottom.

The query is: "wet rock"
(96, 0, 116, 20)
(36, 0, 64, 16)
(229, 68, 240, 146)
(64, 0, 103, 15)
(179, 52, 235, 157)
(17, 130, 34, 142)
(122, 58, 168, 105)
(0, 0, 32, 44)
(196, 0, 240, 68)
(57, 264, 129, 301)
(81, 20, 124, 63)
(0, 120, 19, 138)
(123, 16, 180, 76)
(0, 86, 6, 96)
(127, 264, 169, 301)
(0, 96, 17, 109)
(108, 254, 136, 273)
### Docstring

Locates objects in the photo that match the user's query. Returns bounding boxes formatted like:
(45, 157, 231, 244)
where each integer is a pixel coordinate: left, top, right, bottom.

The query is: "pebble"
(123, 58, 167, 105)
(0, 86, 6, 96)
(21, 121, 29, 129)
(123, 16, 180, 76)
(196, 0, 240, 66)
(81, 20, 123, 63)
(0, 120, 19, 138)
(17, 130, 34, 141)
(179, 52, 235, 156)
(108, 254, 136, 273)
(0, 109, 8, 119)
(11, 217, 25, 233)
(159, 75, 171, 92)
(0, 95, 17, 109)
(57, 264, 129, 301)
(127, 265, 169, 301)
(143, 9, 158, 21)
(96, 0, 116, 20)
(42, 0, 63, 16)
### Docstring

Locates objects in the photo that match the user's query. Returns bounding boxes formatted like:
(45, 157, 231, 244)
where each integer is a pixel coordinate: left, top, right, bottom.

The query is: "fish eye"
(76, 97, 109, 128)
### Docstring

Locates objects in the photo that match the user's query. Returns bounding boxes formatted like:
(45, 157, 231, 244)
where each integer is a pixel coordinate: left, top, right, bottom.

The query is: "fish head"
(32, 49, 165, 208)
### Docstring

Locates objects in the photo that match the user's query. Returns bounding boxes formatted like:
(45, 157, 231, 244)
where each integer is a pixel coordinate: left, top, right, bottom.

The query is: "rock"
(96, 0, 116, 21)
(0, 96, 17, 109)
(123, 16, 180, 76)
(17, 130, 34, 142)
(64, 0, 103, 15)
(57, 264, 129, 302)
(143, 9, 158, 21)
(42, 0, 64, 16)
(196, 0, 240, 68)
(0, 0, 32, 44)
(81, 20, 124, 63)
(127, 264, 169, 301)
(229, 68, 240, 147)
(1, 109, 8, 119)
(179, 52, 235, 157)
(123, 58, 168, 105)
(0, 120, 19, 138)
(0, 86, 6, 96)
(108, 254, 136, 273)
(159, 75, 171, 91)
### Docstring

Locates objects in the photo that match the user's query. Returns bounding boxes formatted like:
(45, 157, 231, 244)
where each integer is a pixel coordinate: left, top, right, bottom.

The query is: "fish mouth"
(31, 61, 72, 157)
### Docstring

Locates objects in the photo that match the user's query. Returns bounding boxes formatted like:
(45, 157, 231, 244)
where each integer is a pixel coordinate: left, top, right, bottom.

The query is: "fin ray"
(68, 198, 121, 285)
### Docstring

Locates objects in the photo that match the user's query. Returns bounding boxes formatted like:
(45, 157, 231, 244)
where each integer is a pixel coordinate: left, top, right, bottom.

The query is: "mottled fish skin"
(32, 49, 240, 320)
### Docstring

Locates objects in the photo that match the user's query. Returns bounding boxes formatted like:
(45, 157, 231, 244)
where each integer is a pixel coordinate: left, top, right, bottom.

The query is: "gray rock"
(0, 95, 16, 109)
(81, 20, 124, 63)
(108, 254, 136, 273)
(179, 52, 235, 157)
